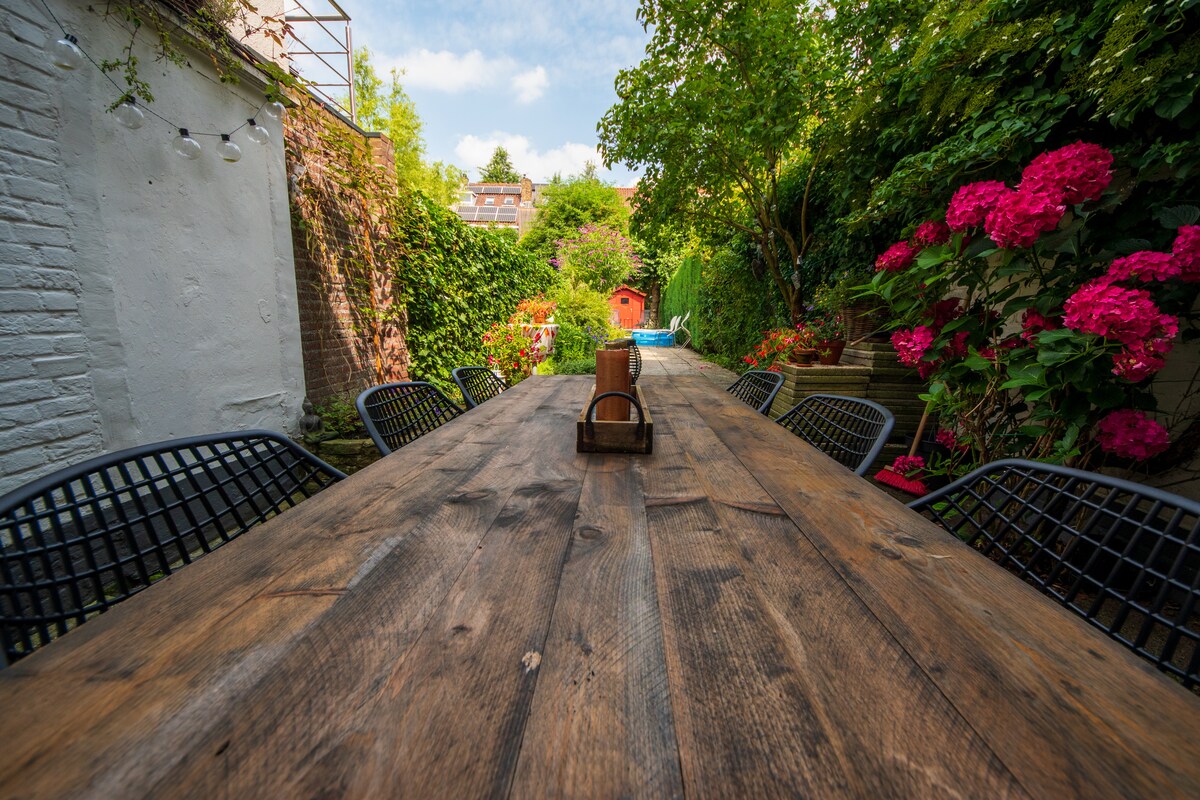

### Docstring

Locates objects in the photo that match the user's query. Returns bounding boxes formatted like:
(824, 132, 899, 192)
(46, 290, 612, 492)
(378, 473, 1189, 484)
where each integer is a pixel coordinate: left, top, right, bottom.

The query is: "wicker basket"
(842, 302, 883, 342)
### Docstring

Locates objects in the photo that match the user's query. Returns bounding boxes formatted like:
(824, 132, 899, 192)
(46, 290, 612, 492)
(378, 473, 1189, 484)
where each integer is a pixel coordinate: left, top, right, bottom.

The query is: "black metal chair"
(908, 458, 1200, 688)
(775, 394, 895, 476)
(356, 381, 464, 455)
(726, 370, 785, 415)
(0, 430, 346, 665)
(629, 341, 642, 385)
(452, 366, 508, 410)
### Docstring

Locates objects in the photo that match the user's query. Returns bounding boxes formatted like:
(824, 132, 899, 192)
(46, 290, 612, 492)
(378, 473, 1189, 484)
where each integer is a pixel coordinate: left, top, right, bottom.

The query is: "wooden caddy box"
(576, 384, 654, 454)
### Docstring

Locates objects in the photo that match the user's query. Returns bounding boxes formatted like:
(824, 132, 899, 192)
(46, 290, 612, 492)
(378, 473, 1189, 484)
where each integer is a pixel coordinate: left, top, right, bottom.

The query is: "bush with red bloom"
(875, 241, 919, 272)
(891, 326, 936, 367)
(934, 429, 969, 453)
(1020, 309, 1061, 342)
(1063, 280, 1177, 347)
(1172, 225, 1200, 281)
(944, 331, 970, 359)
(1094, 409, 1170, 461)
(1111, 346, 1166, 383)
(1105, 251, 1179, 283)
(929, 297, 962, 328)
(984, 190, 1065, 249)
(1018, 142, 1113, 205)
(945, 181, 1010, 232)
(912, 220, 951, 247)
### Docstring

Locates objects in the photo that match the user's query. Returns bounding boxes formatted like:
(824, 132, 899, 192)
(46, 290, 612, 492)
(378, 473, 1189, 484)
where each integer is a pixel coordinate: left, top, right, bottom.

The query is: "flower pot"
(816, 339, 846, 365)
(789, 348, 818, 367)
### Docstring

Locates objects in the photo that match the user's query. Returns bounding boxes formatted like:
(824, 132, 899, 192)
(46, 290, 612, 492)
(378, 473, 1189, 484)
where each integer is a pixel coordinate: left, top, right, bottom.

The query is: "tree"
(598, 0, 829, 321)
(480, 146, 522, 183)
(349, 48, 465, 207)
(520, 174, 631, 264)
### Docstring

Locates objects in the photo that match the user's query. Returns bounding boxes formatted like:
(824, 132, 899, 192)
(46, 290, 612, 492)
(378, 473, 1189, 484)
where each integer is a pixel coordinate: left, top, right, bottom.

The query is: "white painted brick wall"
(0, 3, 104, 496)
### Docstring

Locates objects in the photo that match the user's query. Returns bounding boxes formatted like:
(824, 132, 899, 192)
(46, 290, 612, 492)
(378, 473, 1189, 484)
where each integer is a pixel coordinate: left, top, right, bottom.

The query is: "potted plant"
(743, 325, 818, 371)
(814, 268, 880, 342)
(513, 295, 557, 325)
(806, 312, 846, 365)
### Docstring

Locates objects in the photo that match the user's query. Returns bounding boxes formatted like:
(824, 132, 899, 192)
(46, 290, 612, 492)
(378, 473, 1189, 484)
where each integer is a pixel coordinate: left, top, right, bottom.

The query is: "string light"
(48, 34, 83, 70)
(172, 129, 201, 160)
(114, 99, 145, 129)
(246, 118, 271, 145)
(217, 134, 243, 163)
(36, 0, 283, 167)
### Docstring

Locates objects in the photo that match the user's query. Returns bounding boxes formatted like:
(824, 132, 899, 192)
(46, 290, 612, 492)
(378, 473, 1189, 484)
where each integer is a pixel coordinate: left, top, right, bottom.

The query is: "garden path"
(637, 346, 737, 386)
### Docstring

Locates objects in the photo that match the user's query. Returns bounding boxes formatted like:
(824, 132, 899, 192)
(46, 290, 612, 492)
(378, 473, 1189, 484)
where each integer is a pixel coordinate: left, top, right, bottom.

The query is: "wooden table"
(1, 375, 1198, 798)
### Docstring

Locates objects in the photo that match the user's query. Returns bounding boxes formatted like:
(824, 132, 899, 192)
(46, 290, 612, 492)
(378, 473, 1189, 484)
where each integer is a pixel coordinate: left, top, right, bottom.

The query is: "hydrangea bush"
(867, 142, 1198, 475)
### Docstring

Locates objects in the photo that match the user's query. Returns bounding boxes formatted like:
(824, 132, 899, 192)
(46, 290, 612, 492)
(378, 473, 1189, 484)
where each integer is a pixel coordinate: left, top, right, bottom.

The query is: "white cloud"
(455, 133, 624, 184)
(383, 49, 549, 104)
(513, 66, 549, 104)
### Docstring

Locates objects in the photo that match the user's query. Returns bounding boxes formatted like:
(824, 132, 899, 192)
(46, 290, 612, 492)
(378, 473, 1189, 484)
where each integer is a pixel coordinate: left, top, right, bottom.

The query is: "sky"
(290, 1, 651, 186)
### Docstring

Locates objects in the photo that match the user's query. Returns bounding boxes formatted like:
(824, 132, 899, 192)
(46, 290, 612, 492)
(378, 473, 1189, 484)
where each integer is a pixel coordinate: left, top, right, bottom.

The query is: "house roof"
(612, 285, 646, 298)
(467, 184, 523, 195)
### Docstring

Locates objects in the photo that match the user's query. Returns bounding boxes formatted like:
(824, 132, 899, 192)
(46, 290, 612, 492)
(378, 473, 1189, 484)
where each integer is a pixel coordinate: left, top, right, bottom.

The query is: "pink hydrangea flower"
(1171, 225, 1200, 282)
(1062, 280, 1177, 347)
(934, 428, 969, 453)
(875, 241, 919, 272)
(917, 360, 940, 380)
(1106, 251, 1180, 283)
(1111, 345, 1167, 383)
(944, 331, 970, 359)
(946, 181, 1010, 232)
(891, 455, 925, 476)
(984, 190, 1066, 249)
(912, 220, 952, 247)
(1018, 142, 1113, 205)
(1094, 409, 1170, 460)
(891, 326, 936, 367)
(1021, 309, 1061, 342)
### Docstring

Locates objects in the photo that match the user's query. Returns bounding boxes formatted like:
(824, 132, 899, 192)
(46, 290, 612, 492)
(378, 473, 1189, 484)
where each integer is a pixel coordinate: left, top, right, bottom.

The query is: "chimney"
(520, 175, 533, 204)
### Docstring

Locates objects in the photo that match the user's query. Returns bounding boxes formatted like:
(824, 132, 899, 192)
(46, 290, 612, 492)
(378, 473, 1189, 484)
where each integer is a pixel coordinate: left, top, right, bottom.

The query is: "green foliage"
(350, 48, 465, 206)
(551, 323, 605, 362)
(660, 254, 702, 339)
(479, 146, 522, 183)
(599, 0, 830, 319)
(520, 176, 631, 264)
(547, 358, 598, 375)
(555, 225, 643, 292)
(548, 281, 616, 336)
(394, 197, 556, 386)
(312, 396, 367, 439)
(696, 246, 788, 363)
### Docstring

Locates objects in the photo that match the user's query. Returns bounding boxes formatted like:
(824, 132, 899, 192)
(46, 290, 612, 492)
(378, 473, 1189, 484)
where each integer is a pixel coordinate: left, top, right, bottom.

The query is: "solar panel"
(497, 209, 518, 222)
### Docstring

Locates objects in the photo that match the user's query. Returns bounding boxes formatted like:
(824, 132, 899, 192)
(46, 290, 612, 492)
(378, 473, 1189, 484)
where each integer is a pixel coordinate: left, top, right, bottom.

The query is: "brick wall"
(0, 4, 105, 494)
(285, 108, 410, 403)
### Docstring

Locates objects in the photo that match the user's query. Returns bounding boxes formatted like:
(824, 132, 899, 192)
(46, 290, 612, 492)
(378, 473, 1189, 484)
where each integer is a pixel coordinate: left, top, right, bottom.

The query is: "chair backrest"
(726, 370, 785, 415)
(667, 315, 681, 332)
(452, 367, 508, 410)
(775, 394, 895, 475)
(908, 458, 1200, 688)
(628, 341, 642, 385)
(680, 311, 691, 326)
(0, 430, 345, 665)
(356, 382, 464, 455)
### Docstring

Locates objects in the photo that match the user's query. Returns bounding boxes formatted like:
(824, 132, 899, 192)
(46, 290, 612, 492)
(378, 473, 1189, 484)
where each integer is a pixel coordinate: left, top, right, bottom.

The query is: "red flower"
(1105, 251, 1180, 283)
(929, 297, 962, 328)
(1018, 142, 1113, 205)
(1020, 309, 1061, 342)
(1063, 280, 1177, 347)
(984, 190, 1065, 249)
(890, 455, 925, 477)
(946, 181, 1010, 232)
(912, 220, 952, 247)
(934, 429, 969, 453)
(891, 326, 936, 367)
(944, 331, 970, 359)
(1095, 409, 1169, 461)
(1171, 225, 1200, 282)
(875, 241, 919, 272)
(1111, 346, 1167, 383)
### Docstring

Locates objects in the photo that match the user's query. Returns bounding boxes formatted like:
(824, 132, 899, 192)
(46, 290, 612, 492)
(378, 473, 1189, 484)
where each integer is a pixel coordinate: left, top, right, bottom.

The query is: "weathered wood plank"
(511, 453, 684, 798)
(640, 402, 1025, 797)
(673, 373, 1200, 799)
(0, 378, 579, 799)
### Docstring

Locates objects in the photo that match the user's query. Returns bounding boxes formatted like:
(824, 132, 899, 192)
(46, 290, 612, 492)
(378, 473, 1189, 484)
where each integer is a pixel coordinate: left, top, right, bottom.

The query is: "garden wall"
(284, 107, 410, 403)
(0, 2, 304, 495)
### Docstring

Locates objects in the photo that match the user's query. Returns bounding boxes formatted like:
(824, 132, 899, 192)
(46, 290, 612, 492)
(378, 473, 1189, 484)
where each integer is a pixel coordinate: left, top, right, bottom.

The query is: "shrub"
(554, 224, 643, 292)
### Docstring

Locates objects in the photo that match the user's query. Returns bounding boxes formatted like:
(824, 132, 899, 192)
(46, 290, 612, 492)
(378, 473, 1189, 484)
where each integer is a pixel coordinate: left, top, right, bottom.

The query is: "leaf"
(1155, 205, 1200, 229)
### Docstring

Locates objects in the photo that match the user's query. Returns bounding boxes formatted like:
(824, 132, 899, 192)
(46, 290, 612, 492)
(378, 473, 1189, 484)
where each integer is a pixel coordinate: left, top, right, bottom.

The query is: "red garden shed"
(608, 286, 646, 329)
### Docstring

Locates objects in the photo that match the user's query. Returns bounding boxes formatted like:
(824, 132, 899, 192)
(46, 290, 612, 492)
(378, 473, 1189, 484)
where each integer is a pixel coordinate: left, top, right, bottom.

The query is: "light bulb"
(246, 118, 270, 145)
(114, 100, 145, 129)
(217, 134, 242, 163)
(172, 128, 201, 160)
(49, 34, 83, 70)
(262, 100, 286, 120)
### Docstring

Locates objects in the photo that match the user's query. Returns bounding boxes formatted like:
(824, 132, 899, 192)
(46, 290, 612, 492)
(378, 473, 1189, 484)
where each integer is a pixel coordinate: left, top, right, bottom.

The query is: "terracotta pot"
(789, 348, 818, 367)
(816, 339, 846, 365)
(532, 312, 548, 324)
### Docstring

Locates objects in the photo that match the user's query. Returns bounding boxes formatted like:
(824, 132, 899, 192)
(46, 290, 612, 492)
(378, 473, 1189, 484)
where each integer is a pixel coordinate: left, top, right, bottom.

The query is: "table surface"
(1, 375, 1198, 799)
